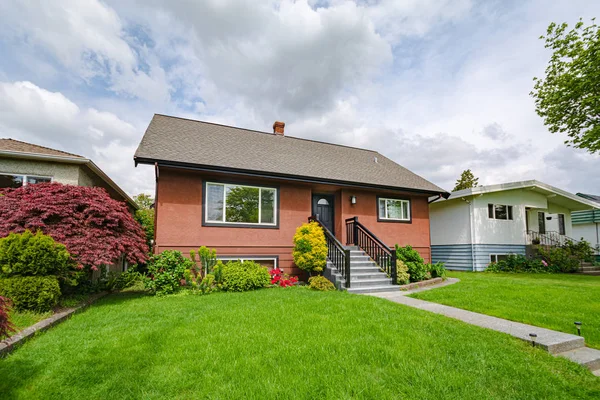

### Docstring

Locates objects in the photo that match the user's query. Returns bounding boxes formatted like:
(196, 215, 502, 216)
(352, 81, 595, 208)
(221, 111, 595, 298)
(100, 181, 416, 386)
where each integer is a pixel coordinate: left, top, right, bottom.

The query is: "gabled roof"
(134, 114, 448, 196)
(0, 138, 137, 209)
(444, 180, 599, 211)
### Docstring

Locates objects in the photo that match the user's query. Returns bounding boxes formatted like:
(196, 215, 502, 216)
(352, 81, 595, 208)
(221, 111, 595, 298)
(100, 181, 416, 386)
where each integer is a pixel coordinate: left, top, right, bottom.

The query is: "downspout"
(461, 198, 476, 272)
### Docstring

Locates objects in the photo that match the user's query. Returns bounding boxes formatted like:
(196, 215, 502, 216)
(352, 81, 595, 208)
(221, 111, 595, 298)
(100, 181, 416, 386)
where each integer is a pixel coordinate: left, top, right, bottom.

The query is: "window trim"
(376, 196, 412, 223)
(489, 254, 508, 263)
(202, 180, 280, 229)
(218, 255, 279, 269)
(0, 172, 53, 188)
(487, 203, 514, 221)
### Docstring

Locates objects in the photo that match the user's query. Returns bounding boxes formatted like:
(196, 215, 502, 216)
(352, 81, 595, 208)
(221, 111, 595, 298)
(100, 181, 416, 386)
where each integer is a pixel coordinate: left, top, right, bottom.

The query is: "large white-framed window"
(488, 204, 513, 220)
(377, 197, 411, 221)
(218, 256, 278, 270)
(489, 254, 508, 263)
(0, 173, 52, 189)
(204, 181, 277, 226)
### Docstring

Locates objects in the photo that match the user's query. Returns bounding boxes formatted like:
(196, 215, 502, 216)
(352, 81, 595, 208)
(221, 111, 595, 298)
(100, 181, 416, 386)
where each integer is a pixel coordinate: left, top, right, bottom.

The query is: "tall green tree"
(133, 194, 155, 250)
(531, 19, 600, 154)
(453, 169, 479, 192)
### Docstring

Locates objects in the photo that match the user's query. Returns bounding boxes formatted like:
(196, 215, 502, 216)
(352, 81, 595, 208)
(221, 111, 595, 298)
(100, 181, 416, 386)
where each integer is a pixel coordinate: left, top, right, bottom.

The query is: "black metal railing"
(309, 216, 351, 288)
(345, 216, 397, 284)
(527, 230, 581, 247)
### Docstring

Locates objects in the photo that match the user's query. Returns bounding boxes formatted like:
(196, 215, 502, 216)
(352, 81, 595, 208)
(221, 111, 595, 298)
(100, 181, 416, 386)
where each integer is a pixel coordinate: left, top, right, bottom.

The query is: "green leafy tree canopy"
(531, 18, 600, 153)
(453, 169, 479, 192)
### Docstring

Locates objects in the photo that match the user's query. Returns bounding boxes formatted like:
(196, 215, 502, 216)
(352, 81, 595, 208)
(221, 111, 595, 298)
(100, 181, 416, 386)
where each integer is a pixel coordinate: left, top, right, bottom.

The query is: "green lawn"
(411, 272, 600, 349)
(1, 288, 599, 399)
(8, 310, 52, 334)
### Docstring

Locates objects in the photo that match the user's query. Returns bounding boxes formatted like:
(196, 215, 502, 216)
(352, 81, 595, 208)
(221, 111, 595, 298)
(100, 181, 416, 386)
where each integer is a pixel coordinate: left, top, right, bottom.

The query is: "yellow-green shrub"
(308, 276, 336, 291)
(292, 222, 327, 274)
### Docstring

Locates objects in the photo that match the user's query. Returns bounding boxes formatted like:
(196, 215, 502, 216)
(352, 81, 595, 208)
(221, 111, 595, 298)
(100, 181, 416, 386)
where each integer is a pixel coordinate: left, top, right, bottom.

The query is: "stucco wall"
(155, 167, 433, 274)
(0, 158, 80, 185)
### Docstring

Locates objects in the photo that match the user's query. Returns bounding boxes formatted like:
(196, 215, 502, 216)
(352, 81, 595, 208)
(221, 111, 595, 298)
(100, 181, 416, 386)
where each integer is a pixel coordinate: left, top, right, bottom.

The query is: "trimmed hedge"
(221, 261, 270, 292)
(0, 276, 61, 312)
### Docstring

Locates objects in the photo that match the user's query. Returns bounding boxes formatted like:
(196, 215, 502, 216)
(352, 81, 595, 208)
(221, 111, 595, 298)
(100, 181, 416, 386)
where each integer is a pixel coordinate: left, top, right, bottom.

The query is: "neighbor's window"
(205, 182, 277, 225)
(558, 214, 566, 235)
(488, 204, 513, 220)
(0, 173, 51, 189)
(378, 197, 410, 221)
(490, 254, 508, 263)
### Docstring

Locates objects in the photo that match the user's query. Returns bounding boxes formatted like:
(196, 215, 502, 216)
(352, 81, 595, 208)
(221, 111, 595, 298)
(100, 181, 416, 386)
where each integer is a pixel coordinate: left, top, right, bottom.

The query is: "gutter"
(0, 150, 138, 210)
(134, 156, 451, 199)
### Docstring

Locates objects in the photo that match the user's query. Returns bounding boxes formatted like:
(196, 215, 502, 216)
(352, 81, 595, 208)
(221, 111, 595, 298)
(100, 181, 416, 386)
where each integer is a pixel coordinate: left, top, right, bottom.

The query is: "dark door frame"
(312, 193, 335, 235)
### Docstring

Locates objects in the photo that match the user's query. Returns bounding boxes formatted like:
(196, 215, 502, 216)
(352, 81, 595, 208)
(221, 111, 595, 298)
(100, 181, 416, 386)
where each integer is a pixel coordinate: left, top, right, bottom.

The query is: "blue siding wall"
(432, 244, 527, 271)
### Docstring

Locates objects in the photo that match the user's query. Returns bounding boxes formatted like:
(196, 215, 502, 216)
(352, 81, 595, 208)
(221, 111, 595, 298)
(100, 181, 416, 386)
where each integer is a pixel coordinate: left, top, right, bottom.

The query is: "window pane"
(558, 214, 565, 235)
(387, 200, 403, 219)
(488, 204, 494, 218)
(402, 201, 409, 220)
(206, 183, 224, 221)
(490, 255, 497, 263)
(378, 199, 386, 218)
(497, 254, 508, 262)
(494, 205, 507, 220)
(253, 259, 275, 269)
(225, 185, 259, 223)
(0, 174, 23, 188)
(260, 188, 275, 224)
(27, 176, 51, 185)
(507, 206, 513, 220)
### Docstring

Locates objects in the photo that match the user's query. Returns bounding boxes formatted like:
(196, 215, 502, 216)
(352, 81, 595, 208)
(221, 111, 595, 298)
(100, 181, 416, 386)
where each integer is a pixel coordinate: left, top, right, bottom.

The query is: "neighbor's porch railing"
(345, 216, 397, 284)
(309, 215, 351, 289)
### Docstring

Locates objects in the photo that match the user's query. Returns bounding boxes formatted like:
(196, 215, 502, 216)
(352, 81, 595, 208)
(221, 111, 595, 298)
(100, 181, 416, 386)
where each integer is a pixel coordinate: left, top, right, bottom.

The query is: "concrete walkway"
(368, 282, 600, 375)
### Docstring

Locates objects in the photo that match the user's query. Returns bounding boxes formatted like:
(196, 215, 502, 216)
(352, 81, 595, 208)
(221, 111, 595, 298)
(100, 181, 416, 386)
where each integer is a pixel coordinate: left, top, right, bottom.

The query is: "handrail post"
(352, 216, 359, 246)
(344, 249, 351, 289)
(391, 250, 397, 284)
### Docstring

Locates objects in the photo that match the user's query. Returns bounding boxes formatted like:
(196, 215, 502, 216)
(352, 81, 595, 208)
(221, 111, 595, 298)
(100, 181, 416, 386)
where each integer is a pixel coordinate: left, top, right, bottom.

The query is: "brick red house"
(134, 114, 448, 292)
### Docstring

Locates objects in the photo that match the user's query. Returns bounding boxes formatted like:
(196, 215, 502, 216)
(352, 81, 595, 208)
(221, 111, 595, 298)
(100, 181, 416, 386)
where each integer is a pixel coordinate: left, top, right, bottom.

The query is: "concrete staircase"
(324, 247, 396, 294)
(579, 262, 600, 275)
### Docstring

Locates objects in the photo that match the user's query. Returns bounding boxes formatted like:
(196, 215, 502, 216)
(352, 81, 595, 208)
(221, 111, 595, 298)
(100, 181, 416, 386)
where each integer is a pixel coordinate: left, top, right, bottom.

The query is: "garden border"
(0, 291, 108, 357)
(399, 277, 444, 291)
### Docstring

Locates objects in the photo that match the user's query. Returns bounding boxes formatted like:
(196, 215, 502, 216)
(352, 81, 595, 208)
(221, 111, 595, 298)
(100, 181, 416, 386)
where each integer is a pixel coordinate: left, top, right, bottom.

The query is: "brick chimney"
(273, 121, 285, 135)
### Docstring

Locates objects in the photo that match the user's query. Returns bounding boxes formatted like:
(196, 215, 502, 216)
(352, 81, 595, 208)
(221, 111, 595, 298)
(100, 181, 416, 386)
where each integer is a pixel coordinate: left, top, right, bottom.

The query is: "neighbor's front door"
(312, 194, 334, 234)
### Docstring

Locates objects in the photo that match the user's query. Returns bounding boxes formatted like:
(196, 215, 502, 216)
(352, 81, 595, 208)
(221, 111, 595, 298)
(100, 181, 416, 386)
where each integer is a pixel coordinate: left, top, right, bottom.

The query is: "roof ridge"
(0, 138, 84, 158)
(154, 114, 378, 154)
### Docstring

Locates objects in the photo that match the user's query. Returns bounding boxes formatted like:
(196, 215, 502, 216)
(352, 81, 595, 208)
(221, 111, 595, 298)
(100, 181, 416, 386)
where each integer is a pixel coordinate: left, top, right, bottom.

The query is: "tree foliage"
(0, 183, 148, 268)
(134, 194, 155, 250)
(453, 169, 479, 192)
(531, 19, 600, 153)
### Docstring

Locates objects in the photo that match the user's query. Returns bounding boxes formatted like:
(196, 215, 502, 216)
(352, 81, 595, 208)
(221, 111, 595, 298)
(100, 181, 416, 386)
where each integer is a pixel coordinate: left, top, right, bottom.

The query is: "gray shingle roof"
(577, 193, 600, 204)
(134, 114, 447, 194)
(0, 138, 84, 158)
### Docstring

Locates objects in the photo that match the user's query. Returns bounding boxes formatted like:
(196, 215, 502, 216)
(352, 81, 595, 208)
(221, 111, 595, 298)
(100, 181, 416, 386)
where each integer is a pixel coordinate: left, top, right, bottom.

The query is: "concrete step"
(350, 272, 390, 280)
(347, 278, 392, 288)
(349, 261, 378, 268)
(345, 285, 397, 294)
(557, 347, 600, 371)
(350, 256, 372, 262)
(593, 369, 600, 377)
(349, 266, 383, 274)
(580, 266, 600, 271)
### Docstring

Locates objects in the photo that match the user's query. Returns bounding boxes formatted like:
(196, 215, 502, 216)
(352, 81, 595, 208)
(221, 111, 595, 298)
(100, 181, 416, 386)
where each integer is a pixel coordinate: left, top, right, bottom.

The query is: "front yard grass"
(1, 288, 599, 399)
(411, 272, 600, 349)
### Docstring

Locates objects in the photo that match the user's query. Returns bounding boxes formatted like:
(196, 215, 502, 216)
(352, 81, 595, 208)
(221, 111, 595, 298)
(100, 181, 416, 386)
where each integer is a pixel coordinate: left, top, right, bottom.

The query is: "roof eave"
(134, 156, 450, 197)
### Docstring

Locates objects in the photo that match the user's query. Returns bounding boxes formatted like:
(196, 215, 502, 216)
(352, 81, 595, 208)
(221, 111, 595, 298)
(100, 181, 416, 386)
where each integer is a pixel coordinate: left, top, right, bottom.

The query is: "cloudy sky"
(1, 0, 599, 196)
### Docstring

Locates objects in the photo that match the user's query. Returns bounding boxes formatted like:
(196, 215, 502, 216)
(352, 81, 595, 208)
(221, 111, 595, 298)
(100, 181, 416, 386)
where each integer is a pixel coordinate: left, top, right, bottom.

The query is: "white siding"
(429, 199, 471, 245)
(573, 223, 600, 250)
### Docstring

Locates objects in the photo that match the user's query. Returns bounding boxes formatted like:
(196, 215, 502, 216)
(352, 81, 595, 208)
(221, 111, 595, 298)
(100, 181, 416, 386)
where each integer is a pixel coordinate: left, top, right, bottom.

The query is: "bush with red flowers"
(269, 268, 298, 288)
(0, 183, 148, 270)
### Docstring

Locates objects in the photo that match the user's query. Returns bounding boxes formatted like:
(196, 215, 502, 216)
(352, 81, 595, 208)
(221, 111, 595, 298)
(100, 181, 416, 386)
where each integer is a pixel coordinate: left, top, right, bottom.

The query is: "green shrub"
(396, 260, 410, 285)
(221, 261, 270, 292)
(0, 230, 73, 278)
(145, 251, 193, 296)
(395, 245, 430, 282)
(190, 246, 217, 277)
(199, 274, 215, 294)
(535, 246, 580, 273)
(428, 262, 446, 279)
(308, 275, 336, 291)
(105, 267, 143, 291)
(293, 222, 327, 274)
(0, 276, 61, 312)
(486, 254, 546, 273)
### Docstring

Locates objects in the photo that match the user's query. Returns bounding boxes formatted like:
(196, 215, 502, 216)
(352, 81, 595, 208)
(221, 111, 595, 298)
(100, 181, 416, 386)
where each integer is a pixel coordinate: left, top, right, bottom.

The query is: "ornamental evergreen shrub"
(396, 260, 410, 285)
(428, 262, 447, 279)
(395, 245, 430, 282)
(292, 222, 327, 274)
(0, 230, 74, 278)
(308, 275, 335, 291)
(0, 276, 61, 312)
(220, 261, 270, 292)
(145, 251, 193, 296)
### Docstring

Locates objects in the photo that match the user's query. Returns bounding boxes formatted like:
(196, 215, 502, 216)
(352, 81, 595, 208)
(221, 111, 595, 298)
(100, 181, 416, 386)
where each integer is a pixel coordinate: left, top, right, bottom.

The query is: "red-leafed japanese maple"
(0, 183, 148, 268)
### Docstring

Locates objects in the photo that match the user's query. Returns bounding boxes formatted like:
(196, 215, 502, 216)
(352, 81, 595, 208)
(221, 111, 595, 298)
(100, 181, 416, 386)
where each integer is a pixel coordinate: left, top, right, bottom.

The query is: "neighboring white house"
(429, 180, 599, 271)
(572, 193, 600, 260)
